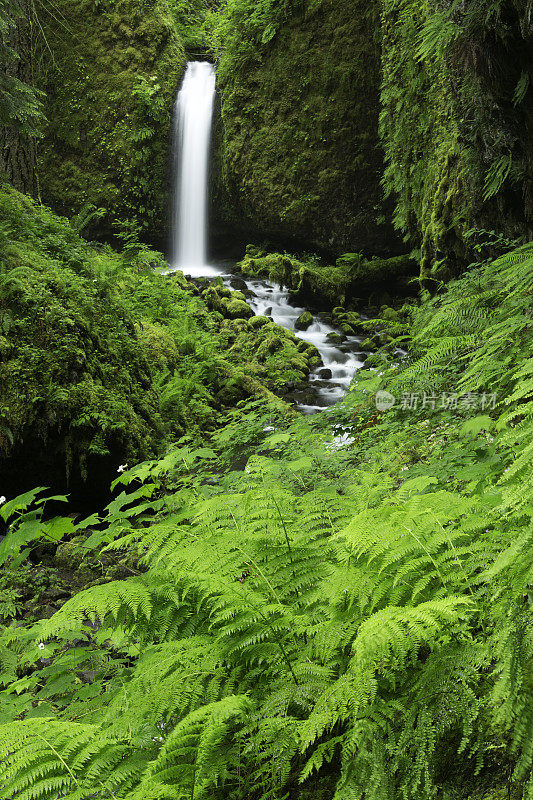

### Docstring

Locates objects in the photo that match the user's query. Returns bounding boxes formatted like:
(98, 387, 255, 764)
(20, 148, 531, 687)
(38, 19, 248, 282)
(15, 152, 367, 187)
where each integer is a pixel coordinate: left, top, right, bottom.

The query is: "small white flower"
(117, 464, 129, 474)
(38, 643, 45, 651)
(263, 426, 275, 433)
(0, 496, 6, 505)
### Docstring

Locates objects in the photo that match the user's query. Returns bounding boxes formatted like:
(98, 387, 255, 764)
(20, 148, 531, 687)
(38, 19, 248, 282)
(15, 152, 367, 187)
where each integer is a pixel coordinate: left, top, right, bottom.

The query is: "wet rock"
(225, 299, 254, 320)
(230, 277, 251, 292)
(318, 368, 333, 379)
(249, 315, 270, 329)
(231, 290, 247, 302)
(295, 311, 314, 331)
(265, 306, 273, 315)
(326, 332, 344, 344)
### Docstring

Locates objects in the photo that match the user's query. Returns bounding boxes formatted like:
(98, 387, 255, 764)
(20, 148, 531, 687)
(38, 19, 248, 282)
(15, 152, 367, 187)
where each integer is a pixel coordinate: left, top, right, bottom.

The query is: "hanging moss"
(380, 0, 533, 279)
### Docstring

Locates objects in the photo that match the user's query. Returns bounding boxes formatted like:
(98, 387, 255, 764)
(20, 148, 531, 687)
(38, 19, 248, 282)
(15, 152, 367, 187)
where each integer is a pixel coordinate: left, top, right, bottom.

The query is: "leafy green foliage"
(0, 242, 531, 799)
(380, 0, 532, 277)
(0, 0, 42, 135)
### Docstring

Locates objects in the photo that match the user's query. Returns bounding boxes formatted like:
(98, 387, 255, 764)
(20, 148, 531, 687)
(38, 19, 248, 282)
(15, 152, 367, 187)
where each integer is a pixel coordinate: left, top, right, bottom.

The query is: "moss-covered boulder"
(33, 0, 186, 243)
(295, 311, 314, 331)
(225, 298, 254, 319)
(249, 315, 270, 329)
(202, 285, 254, 319)
(239, 250, 353, 307)
(213, 0, 400, 255)
(336, 253, 419, 294)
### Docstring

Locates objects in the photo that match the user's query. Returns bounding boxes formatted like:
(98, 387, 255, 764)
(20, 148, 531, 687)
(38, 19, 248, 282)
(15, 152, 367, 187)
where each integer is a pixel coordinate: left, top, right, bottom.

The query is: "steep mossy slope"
(380, 0, 533, 280)
(213, 0, 400, 256)
(33, 0, 186, 243)
(0, 181, 165, 501)
(0, 182, 315, 503)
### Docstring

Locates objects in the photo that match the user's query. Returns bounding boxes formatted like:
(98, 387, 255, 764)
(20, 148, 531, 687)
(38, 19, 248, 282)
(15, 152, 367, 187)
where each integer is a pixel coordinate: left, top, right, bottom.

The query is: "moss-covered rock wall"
(33, 0, 186, 244)
(380, 0, 533, 280)
(212, 0, 400, 257)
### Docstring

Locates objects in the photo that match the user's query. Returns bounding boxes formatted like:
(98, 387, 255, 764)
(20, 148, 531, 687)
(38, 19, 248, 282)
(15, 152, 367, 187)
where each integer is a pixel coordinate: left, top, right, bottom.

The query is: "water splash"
(171, 61, 217, 275)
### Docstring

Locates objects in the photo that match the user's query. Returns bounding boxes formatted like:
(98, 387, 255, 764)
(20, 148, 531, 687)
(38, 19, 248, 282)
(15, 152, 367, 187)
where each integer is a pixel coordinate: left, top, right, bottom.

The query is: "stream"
(176, 261, 366, 413)
(170, 61, 365, 413)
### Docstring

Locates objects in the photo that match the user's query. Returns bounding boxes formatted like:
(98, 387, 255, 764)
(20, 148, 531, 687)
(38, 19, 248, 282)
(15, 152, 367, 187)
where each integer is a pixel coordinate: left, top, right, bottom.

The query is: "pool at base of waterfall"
(172, 261, 368, 414)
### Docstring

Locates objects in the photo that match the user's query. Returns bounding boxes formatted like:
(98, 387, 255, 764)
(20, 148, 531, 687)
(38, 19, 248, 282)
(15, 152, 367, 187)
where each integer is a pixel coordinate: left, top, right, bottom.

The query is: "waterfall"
(171, 61, 216, 274)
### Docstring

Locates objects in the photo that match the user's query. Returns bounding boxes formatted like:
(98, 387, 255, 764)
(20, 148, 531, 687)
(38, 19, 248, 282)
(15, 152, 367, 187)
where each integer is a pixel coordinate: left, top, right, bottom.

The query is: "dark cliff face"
(32, 0, 186, 245)
(212, 0, 402, 258)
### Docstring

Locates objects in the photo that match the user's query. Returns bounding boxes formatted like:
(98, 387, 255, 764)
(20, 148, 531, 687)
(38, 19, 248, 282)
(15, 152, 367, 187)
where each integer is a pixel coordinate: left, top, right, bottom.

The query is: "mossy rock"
(345, 311, 362, 326)
(237, 251, 352, 308)
(213, 0, 401, 255)
(295, 311, 314, 331)
(225, 299, 254, 320)
(225, 318, 250, 333)
(337, 253, 418, 293)
(326, 332, 343, 344)
(248, 315, 270, 329)
(381, 307, 401, 322)
(360, 338, 376, 351)
(54, 536, 88, 570)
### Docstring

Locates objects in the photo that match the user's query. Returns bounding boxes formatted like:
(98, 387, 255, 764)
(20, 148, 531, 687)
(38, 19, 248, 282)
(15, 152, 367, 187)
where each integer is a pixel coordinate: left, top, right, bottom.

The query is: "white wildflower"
(117, 464, 129, 474)
(38, 643, 45, 651)
(0, 496, 6, 505)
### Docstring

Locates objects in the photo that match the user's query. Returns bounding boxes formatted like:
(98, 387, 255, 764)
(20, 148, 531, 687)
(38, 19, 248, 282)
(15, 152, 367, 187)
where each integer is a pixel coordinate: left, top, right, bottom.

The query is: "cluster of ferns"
(0, 244, 532, 800)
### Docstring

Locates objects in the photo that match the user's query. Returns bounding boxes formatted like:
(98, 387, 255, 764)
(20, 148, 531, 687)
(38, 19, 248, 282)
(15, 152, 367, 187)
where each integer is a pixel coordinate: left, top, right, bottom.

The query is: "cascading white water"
(172, 61, 216, 273)
(168, 60, 366, 412)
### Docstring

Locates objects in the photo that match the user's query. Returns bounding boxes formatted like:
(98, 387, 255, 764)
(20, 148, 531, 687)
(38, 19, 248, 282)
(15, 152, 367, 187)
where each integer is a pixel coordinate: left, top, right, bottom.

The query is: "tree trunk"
(0, 0, 38, 196)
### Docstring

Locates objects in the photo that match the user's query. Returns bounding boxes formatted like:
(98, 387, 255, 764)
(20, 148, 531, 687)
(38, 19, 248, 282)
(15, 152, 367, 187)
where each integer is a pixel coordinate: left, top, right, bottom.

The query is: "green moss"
(239, 248, 418, 307)
(380, 0, 532, 277)
(213, 0, 398, 255)
(248, 315, 270, 329)
(33, 0, 186, 242)
(338, 253, 418, 292)
(0, 182, 164, 490)
(239, 250, 353, 307)
(295, 311, 313, 331)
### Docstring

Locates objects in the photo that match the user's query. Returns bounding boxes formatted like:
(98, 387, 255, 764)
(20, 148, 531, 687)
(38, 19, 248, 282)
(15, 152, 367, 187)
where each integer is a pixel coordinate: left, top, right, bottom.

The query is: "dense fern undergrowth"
(0, 242, 531, 799)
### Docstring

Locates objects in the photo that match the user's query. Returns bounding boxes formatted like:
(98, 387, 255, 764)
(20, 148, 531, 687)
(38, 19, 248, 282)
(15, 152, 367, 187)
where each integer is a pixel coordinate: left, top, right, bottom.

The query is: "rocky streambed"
(178, 261, 375, 413)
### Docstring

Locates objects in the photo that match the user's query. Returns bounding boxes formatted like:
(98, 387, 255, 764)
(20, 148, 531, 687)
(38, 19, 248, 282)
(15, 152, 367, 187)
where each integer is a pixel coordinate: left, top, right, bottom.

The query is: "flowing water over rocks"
(226, 272, 365, 413)
(170, 60, 366, 412)
(183, 261, 367, 413)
